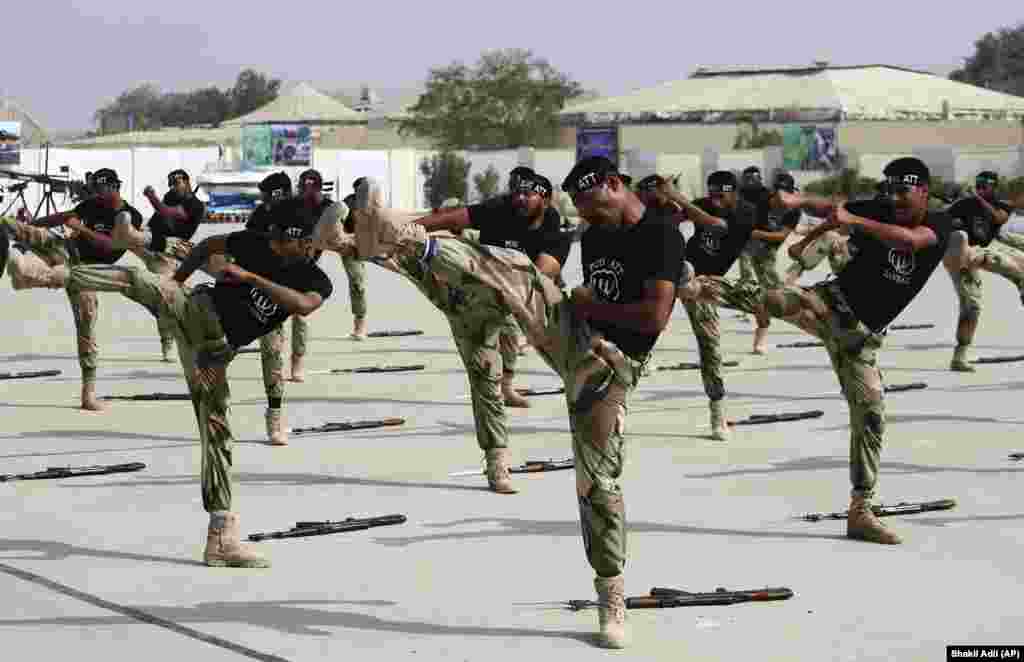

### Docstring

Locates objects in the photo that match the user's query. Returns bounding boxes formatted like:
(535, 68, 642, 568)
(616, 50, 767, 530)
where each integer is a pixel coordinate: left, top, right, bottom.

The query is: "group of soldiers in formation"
(0, 154, 1020, 649)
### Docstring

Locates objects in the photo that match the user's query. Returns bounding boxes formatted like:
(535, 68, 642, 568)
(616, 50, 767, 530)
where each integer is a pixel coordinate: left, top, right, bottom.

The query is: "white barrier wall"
(4, 144, 1022, 221)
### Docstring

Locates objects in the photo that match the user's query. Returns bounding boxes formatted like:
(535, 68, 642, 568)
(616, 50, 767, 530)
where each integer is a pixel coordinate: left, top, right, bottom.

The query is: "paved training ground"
(2, 225, 1023, 661)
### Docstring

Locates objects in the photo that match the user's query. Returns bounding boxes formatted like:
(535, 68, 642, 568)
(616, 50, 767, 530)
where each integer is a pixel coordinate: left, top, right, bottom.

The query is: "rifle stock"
(0, 369, 62, 380)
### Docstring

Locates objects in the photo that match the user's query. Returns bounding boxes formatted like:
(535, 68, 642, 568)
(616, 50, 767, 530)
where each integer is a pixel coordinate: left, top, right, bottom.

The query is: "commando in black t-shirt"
(581, 210, 684, 359)
(686, 198, 756, 276)
(837, 199, 952, 333)
(210, 230, 334, 348)
(72, 199, 143, 265)
(467, 197, 572, 267)
(947, 196, 1014, 247)
(147, 192, 205, 242)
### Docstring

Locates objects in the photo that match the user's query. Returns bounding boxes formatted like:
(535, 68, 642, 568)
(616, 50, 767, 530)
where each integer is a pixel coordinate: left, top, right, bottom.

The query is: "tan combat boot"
(484, 448, 517, 494)
(289, 354, 306, 382)
(265, 408, 288, 446)
(950, 345, 975, 372)
(349, 317, 367, 341)
(204, 512, 271, 568)
(594, 574, 628, 649)
(161, 339, 176, 363)
(501, 374, 530, 408)
(80, 381, 105, 412)
(847, 495, 902, 544)
(710, 400, 730, 441)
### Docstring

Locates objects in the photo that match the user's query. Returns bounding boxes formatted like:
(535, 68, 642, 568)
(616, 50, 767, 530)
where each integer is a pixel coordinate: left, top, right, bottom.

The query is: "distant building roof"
(560, 64, 1024, 124)
(0, 98, 47, 143)
(223, 82, 366, 126)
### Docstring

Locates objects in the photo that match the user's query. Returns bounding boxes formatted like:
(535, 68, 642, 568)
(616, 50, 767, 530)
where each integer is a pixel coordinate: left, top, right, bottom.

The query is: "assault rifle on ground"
(0, 369, 61, 381)
(730, 410, 824, 426)
(248, 514, 406, 542)
(889, 323, 935, 330)
(972, 354, 1024, 364)
(564, 586, 794, 610)
(103, 393, 191, 401)
(884, 382, 927, 393)
(1, 462, 146, 482)
(320, 364, 425, 374)
(1008, 452, 1023, 461)
(367, 330, 423, 338)
(515, 386, 564, 396)
(777, 341, 824, 348)
(658, 360, 740, 371)
(799, 498, 956, 522)
(449, 457, 574, 477)
(290, 417, 405, 436)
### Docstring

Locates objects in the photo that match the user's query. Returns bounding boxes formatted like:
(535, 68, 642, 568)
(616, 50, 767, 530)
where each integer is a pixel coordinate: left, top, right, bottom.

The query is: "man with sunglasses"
(739, 170, 803, 354)
(399, 167, 571, 493)
(56, 203, 330, 568)
(0, 168, 144, 411)
(133, 169, 206, 362)
(943, 170, 1023, 371)
(346, 156, 682, 647)
(677, 157, 952, 546)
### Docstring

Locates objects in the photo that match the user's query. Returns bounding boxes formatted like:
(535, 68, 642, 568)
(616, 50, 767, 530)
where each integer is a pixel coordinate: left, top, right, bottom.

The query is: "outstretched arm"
(836, 206, 937, 252)
(571, 279, 677, 335)
(174, 234, 230, 283)
(220, 264, 324, 317)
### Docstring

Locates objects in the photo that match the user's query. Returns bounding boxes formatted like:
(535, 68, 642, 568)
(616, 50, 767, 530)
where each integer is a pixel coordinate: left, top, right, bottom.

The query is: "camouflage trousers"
(389, 251, 520, 452)
(396, 236, 647, 577)
(342, 253, 368, 319)
(784, 230, 852, 285)
(65, 264, 235, 512)
(683, 300, 724, 401)
(736, 250, 755, 284)
(258, 315, 310, 400)
(679, 274, 885, 497)
(3, 223, 100, 384)
(997, 229, 1024, 253)
(945, 230, 1024, 346)
(746, 241, 782, 329)
(141, 252, 181, 356)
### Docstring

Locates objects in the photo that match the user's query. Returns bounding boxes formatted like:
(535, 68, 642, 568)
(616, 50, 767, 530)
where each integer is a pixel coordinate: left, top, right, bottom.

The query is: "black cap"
(259, 172, 292, 200)
(299, 169, 323, 189)
(707, 170, 738, 193)
(510, 168, 552, 198)
(509, 166, 535, 189)
(883, 157, 930, 192)
(976, 171, 999, 187)
(562, 156, 619, 197)
(167, 169, 189, 186)
(618, 173, 632, 188)
(772, 171, 798, 193)
(90, 168, 121, 188)
(352, 177, 367, 191)
(266, 201, 315, 240)
(741, 166, 762, 186)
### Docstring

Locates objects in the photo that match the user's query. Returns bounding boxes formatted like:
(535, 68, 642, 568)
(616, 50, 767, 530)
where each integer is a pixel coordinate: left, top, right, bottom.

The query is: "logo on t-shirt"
(700, 232, 721, 255)
(248, 287, 279, 324)
(884, 249, 916, 284)
(502, 239, 521, 250)
(588, 257, 625, 302)
(971, 216, 990, 241)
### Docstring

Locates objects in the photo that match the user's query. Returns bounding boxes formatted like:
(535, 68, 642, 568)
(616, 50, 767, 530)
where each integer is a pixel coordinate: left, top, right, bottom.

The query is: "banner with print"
(0, 121, 21, 165)
(576, 125, 619, 167)
(783, 125, 839, 171)
(271, 124, 312, 166)
(242, 125, 272, 167)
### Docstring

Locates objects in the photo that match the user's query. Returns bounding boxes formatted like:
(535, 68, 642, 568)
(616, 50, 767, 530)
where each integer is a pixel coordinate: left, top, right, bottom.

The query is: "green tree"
(420, 151, 471, 208)
(733, 118, 783, 149)
(950, 22, 1024, 95)
(229, 69, 282, 118)
(400, 49, 583, 149)
(473, 165, 501, 201)
(803, 169, 878, 198)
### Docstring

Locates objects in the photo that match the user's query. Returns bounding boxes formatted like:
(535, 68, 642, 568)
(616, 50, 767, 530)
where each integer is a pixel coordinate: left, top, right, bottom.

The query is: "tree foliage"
(94, 69, 280, 133)
(950, 22, 1024, 96)
(473, 165, 501, 201)
(803, 169, 878, 198)
(733, 118, 783, 149)
(400, 49, 583, 150)
(420, 151, 471, 209)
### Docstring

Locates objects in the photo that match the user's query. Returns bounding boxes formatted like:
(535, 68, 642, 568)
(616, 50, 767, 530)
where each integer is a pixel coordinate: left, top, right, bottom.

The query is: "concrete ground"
(2, 225, 1023, 661)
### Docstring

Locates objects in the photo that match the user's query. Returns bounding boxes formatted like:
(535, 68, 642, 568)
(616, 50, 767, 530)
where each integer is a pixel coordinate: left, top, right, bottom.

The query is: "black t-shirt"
(147, 192, 205, 241)
(72, 199, 143, 264)
(211, 230, 334, 348)
(947, 196, 1013, 247)
(467, 197, 572, 267)
(686, 198, 756, 276)
(837, 200, 952, 333)
(581, 210, 684, 359)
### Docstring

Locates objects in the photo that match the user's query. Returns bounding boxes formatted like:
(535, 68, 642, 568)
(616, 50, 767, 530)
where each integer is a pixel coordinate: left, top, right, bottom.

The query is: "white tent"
(223, 82, 366, 126)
